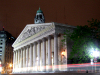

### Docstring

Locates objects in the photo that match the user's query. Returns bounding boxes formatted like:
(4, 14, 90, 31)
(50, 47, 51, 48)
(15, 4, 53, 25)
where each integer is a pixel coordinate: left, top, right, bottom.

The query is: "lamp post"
(90, 59, 93, 72)
(61, 51, 66, 63)
(61, 50, 67, 71)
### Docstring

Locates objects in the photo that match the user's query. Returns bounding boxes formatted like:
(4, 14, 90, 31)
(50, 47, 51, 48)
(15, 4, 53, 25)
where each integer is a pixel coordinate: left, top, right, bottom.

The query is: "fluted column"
(54, 33, 58, 71)
(18, 49, 20, 68)
(16, 50, 18, 68)
(42, 38, 46, 71)
(38, 40, 41, 71)
(26, 45, 29, 68)
(15, 51, 16, 69)
(48, 36, 52, 71)
(23, 48, 24, 67)
(33, 42, 37, 71)
(29, 44, 33, 67)
(23, 47, 26, 67)
(21, 48, 23, 68)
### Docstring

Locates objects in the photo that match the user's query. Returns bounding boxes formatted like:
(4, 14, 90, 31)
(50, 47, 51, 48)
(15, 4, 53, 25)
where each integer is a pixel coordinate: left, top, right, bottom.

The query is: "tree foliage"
(63, 19, 100, 63)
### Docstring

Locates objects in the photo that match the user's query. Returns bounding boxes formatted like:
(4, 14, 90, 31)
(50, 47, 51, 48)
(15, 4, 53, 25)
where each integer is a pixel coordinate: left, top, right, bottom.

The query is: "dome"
(37, 7, 43, 13)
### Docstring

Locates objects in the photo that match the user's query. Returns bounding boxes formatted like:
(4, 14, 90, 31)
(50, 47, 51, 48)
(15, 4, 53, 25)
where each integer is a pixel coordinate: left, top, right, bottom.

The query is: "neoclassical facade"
(12, 22, 75, 73)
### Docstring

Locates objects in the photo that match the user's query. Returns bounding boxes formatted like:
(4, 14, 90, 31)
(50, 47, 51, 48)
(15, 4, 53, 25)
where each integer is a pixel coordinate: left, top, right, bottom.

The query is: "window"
(40, 15, 42, 18)
(0, 43, 2, 45)
(37, 15, 39, 18)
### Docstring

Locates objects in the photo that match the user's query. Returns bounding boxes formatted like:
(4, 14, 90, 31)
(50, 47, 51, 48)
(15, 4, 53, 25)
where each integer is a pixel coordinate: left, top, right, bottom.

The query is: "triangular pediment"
(12, 22, 76, 48)
(13, 23, 54, 46)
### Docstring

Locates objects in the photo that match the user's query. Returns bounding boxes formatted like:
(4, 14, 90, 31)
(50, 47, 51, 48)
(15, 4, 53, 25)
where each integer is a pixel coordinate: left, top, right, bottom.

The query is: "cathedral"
(12, 8, 75, 73)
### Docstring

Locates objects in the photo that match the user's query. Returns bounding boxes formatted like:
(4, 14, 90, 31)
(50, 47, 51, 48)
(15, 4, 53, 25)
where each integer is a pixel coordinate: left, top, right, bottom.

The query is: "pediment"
(12, 22, 76, 48)
(13, 23, 53, 46)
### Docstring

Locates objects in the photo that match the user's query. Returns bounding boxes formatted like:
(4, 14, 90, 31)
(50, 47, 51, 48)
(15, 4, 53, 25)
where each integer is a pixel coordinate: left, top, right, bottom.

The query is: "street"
(1, 72, 100, 75)
(1, 62, 100, 75)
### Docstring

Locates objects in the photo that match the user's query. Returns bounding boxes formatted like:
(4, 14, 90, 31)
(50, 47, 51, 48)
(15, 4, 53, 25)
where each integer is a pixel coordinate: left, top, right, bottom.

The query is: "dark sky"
(0, 0, 100, 38)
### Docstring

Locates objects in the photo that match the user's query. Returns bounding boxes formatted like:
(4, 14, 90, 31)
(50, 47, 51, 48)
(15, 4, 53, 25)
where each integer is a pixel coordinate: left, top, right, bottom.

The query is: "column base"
(54, 65, 59, 72)
(42, 70, 46, 72)
(47, 69, 52, 72)
(54, 69, 59, 72)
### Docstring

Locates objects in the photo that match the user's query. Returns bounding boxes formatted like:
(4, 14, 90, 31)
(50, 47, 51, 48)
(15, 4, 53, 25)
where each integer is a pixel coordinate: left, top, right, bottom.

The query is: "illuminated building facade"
(0, 28, 15, 73)
(12, 8, 75, 73)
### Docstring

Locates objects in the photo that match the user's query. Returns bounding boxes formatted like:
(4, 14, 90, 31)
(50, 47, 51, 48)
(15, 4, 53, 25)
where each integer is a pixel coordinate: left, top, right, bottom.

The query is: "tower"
(34, 7, 45, 24)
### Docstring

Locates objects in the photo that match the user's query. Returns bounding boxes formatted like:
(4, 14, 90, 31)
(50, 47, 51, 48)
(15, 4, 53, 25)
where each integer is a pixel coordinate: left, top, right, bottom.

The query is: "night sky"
(0, 0, 100, 38)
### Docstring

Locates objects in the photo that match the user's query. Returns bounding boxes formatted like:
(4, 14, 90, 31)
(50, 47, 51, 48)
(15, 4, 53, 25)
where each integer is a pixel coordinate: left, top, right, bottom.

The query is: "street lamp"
(61, 50, 66, 64)
(61, 50, 65, 56)
(9, 63, 13, 73)
(93, 50, 99, 58)
(93, 50, 99, 72)
(9, 63, 12, 68)
(91, 49, 100, 72)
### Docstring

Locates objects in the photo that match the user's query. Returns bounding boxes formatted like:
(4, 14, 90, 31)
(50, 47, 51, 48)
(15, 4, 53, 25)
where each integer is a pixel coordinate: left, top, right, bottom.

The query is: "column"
(23, 47, 26, 67)
(38, 40, 41, 71)
(48, 36, 52, 71)
(42, 38, 46, 71)
(21, 48, 23, 68)
(26, 45, 29, 68)
(29, 44, 33, 67)
(18, 49, 20, 68)
(33, 42, 36, 71)
(16, 50, 18, 68)
(23, 48, 24, 67)
(64, 35, 67, 70)
(54, 33, 58, 71)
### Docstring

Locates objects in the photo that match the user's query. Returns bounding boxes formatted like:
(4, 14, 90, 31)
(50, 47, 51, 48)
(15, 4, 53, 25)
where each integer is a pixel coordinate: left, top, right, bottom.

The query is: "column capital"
(16, 49, 18, 51)
(26, 45, 30, 48)
(42, 38, 46, 41)
(30, 43, 33, 47)
(18, 49, 21, 51)
(48, 35, 52, 38)
(21, 47, 23, 50)
(23, 46, 27, 49)
(38, 40, 41, 43)
(33, 42, 37, 45)
(53, 33, 58, 36)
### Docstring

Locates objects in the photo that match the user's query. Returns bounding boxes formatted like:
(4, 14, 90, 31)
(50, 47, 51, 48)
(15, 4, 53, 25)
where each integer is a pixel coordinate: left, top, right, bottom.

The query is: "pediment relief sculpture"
(19, 26, 48, 42)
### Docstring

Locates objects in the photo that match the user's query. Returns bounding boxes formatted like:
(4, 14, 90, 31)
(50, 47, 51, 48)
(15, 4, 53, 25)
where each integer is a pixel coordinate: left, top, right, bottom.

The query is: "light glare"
(93, 50, 99, 58)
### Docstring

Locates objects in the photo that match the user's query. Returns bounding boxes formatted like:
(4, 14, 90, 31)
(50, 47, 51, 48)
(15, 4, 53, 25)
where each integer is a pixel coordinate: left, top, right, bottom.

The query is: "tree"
(62, 19, 100, 63)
